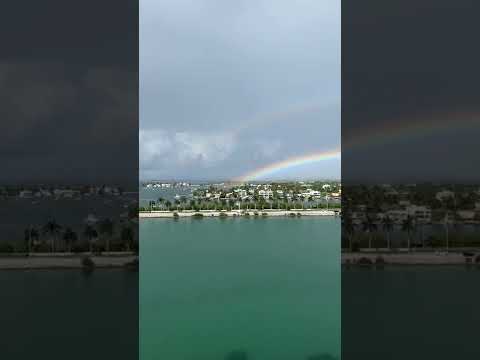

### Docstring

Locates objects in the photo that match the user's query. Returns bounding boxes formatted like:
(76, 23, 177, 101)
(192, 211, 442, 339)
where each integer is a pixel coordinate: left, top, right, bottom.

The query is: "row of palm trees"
(148, 196, 338, 212)
(343, 213, 453, 252)
(24, 218, 136, 254)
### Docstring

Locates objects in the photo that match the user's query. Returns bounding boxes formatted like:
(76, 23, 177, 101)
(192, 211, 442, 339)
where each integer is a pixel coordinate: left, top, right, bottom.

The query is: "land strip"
(342, 252, 480, 265)
(0, 253, 137, 270)
(140, 209, 339, 218)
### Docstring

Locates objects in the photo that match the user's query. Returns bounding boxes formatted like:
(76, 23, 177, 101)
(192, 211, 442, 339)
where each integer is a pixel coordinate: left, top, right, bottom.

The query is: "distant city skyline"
(140, 0, 340, 181)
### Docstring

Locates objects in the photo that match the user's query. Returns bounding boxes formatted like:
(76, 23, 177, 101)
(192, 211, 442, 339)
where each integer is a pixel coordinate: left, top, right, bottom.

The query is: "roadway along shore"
(0, 253, 138, 270)
(139, 209, 339, 218)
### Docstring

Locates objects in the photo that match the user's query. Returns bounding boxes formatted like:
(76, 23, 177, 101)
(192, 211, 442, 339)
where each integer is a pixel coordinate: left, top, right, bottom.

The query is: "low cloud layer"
(140, 129, 236, 172)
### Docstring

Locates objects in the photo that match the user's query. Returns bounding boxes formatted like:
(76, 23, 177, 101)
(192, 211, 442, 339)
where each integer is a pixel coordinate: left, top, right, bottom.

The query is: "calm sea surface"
(343, 266, 480, 359)
(1, 269, 138, 359)
(140, 218, 340, 360)
(140, 217, 341, 360)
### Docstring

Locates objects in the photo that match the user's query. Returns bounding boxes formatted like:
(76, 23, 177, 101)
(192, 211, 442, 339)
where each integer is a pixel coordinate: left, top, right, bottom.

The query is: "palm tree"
(83, 225, 98, 253)
(179, 197, 187, 211)
(43, 219, 62, 253)
(148, 200, 156, 212)
(382, 215, 394, 250)
(343, 213, 355, 251)
(98, 218, 114, 253)
(157, 197, 164, 209)
(24, 226, 39, 254)
(121, 226, 135, 252)
(444, 211, 451, 252)
(63, 228, 78, 253)
(451, 210, 461, 248)
(361, 215, 377, 250)
(402, 215, 416, 252)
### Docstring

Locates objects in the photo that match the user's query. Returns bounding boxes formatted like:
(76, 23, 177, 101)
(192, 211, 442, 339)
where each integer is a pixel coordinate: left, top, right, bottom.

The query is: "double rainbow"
(234, 110, 479, 182)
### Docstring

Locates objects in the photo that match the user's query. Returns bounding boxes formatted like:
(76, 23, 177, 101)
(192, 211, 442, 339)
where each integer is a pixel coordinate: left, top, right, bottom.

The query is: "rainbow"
(234, 148, 340, 182)
(234, 97, 338, 135)
(343, 110, 478, 150)
(233, 109, 479, 182)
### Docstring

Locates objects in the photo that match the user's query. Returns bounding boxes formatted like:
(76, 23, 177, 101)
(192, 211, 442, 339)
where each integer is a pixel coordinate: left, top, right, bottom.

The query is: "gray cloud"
(140, 0, 340, 180)
(0, 62, 137, 185)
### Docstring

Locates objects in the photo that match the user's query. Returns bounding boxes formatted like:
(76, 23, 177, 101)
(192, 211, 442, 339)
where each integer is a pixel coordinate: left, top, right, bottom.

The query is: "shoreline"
(139, 209, 340, 218)
(0, 253, 137, 270)
(342, 252, 479, 265)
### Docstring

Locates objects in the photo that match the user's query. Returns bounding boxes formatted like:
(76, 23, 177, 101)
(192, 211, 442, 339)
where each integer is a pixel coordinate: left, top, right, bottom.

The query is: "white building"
(19, 190, 33, 198)
(386, 209, 409, 223)
(457, 210, 475, 221)
(436, 190, 455, 201)
(406, 205, 431, 223)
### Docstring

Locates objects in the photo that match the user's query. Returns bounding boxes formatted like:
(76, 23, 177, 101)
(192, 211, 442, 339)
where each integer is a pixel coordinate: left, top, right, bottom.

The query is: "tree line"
(0, 218, 137, 254)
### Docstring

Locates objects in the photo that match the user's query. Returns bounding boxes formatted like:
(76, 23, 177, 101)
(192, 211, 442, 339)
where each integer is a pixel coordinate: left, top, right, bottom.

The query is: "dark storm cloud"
(0, 0, 138, 186)
(342, 0, 480, 183)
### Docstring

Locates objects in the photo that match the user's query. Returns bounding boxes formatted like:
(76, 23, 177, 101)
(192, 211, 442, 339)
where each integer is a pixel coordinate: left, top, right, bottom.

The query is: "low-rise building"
(406, 205, 432, 223)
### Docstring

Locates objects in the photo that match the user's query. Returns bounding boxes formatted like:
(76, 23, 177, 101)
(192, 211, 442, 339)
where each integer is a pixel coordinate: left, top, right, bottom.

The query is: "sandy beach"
(140, 209, 338, 218)
(0, 253, 138, 270)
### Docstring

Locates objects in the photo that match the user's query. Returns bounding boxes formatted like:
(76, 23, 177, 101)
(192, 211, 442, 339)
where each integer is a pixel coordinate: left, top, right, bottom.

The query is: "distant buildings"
(7, 185, 125, 200)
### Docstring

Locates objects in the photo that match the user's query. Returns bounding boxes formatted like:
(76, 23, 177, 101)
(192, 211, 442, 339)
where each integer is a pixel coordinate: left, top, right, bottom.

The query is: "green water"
(140, 217, 340, 360)
(2, 269, 138, 359)
(343, 266, 480, 360)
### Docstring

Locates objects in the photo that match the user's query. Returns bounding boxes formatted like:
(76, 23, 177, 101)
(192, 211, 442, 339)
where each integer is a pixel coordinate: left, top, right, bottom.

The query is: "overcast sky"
(342, 0, 480, 183)
(140, 0, 340, 181)
(0, 0, 138, 186)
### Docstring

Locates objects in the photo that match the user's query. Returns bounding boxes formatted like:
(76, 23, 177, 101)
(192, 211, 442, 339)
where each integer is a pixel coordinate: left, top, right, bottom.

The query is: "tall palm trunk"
(445, 223, 449, 252)
(421, 224, 425, 248)
(28, 229, 32, 255)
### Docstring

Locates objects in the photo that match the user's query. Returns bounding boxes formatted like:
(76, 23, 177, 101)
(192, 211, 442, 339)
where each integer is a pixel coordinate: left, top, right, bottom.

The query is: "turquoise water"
(140, 217, 340, 360)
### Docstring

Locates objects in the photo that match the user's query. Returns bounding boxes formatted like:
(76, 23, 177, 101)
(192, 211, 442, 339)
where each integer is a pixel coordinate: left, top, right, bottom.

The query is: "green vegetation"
(142, 181, 341, 212)
(342, 183, 480, 251)
(1, 212, 138, 255)
(81, 255, 95, 269)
